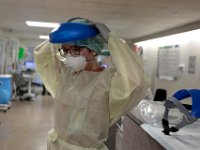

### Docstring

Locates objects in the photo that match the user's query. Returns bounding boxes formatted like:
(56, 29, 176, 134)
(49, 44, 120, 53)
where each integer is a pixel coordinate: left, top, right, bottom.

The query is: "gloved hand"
(93, 22, 111, 42)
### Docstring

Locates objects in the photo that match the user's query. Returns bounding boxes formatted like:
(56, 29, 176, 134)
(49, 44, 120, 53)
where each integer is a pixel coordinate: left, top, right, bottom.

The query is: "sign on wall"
(188, 56, 196, 74)
(157, 45, 180, 80)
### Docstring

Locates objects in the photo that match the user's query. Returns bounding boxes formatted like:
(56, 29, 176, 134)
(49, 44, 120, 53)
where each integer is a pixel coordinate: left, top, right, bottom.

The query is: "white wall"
(136, 29, 200, 100)
(0, 29, 43, 85)
(0, 29, 20, 73)
(20, 38, 43, 50)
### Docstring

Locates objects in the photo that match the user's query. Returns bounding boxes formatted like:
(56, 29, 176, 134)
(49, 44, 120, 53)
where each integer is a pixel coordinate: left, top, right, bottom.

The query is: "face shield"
(49, 17, 105, 52)
(162, 89, 200, 135)
(49, 18, 104, 72)
(49, 20, 99, 43)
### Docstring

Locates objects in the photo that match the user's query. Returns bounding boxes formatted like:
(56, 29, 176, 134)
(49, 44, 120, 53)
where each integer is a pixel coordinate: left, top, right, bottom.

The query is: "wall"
(20, 38, 43, 50)
(0, 29, 20, 74)
(136, 29, 200, 102)
(0, 29, 43, 84)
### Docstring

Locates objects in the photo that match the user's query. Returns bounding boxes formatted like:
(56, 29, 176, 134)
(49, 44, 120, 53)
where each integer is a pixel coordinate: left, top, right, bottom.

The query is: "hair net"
(64, 37, 104, 54)
(62, 17, 104, 54)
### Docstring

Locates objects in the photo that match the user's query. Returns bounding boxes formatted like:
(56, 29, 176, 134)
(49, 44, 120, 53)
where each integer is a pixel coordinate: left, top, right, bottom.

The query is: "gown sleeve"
(108, 32, 150, 126)
(34, 40, 61, 98)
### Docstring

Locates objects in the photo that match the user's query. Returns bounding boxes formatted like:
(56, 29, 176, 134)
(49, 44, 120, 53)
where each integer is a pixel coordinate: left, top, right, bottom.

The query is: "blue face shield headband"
(49, 22, 99, 43)
(162, 89, 200, 135)
(49, 17, 100, 43)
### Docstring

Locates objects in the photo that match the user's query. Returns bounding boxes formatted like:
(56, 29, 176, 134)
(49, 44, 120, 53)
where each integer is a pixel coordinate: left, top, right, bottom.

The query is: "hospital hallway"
(0, 96, 54, 150)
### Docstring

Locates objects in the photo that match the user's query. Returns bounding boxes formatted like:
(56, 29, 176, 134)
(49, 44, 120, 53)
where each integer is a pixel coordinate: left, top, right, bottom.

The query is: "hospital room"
(1, 0, 200, 150)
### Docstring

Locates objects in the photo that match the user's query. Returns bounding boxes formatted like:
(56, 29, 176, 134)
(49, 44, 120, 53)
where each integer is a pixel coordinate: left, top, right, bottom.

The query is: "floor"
(0, 96, 54, 150)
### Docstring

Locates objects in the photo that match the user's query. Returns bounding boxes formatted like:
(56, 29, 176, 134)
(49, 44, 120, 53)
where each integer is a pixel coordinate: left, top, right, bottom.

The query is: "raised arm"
(108, 32, 150, 126)
(34, 40, 61, 98)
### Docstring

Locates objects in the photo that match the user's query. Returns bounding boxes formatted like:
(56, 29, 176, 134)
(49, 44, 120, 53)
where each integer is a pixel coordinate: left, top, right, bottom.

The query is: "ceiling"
(0, 0, 200, 42)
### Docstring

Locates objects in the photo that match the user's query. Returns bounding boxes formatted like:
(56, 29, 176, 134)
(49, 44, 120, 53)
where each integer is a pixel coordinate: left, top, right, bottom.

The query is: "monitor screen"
(24, 61, 35, 70)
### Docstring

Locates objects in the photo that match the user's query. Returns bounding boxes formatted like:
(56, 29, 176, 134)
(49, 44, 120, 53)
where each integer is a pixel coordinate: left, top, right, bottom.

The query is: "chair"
(154, 89, 167, 101)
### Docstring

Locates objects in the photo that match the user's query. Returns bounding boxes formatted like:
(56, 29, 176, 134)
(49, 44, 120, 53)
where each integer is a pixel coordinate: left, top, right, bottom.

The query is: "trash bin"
(0, 74, 12, 104)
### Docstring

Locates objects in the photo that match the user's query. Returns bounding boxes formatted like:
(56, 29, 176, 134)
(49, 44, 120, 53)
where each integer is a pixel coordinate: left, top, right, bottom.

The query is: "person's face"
(59, 45, 96, 61)
(59, 45, 80, 57)
(79, 47, 96, 61)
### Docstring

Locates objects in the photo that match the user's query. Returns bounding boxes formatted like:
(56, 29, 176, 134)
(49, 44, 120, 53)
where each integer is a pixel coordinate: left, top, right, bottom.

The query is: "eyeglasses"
(58, 46, 80, 57)
(58, 46, 89, 57)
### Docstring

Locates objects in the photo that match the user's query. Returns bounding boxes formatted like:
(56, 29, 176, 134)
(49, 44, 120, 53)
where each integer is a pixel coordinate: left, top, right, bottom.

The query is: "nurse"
(34, 17, 149, 150)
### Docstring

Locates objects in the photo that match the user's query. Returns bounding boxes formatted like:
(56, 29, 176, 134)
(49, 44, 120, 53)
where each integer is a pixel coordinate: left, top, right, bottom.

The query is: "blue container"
(0, 75, 12, 104)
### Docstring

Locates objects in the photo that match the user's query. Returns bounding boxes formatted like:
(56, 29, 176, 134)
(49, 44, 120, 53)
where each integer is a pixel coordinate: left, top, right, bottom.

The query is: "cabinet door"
(122, 115, 165, 150)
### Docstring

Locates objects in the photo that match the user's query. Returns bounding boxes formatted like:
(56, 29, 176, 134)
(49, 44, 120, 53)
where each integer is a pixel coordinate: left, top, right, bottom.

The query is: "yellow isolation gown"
(34, 32, 149, 150)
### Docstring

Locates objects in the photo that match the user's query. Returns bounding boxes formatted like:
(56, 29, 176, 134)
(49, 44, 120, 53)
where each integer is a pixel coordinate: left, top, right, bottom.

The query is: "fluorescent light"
(26, 21, 59, 28)
(39, 35, 49, 39)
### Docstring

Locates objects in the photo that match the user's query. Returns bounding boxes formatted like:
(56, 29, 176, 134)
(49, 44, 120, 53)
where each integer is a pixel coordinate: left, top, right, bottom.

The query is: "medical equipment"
(24, 61, 35, 71)
(21, 70, 36, 100)
(62, 55, 87, 72)
(162, 89, 200, 135)
(49, 22, 99, 43)
(0, 74, 12, 112)
(133, 99, 182, 127)
(12, 73, 26, 98)
(13, 70, 36, 101)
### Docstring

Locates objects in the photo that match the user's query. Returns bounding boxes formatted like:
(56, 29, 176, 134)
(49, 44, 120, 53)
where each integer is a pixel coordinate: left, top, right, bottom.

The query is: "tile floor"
(0, 96, 54, 150)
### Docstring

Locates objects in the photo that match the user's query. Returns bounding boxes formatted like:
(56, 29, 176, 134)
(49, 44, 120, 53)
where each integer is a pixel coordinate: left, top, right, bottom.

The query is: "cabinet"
(122, 114, 165, 150)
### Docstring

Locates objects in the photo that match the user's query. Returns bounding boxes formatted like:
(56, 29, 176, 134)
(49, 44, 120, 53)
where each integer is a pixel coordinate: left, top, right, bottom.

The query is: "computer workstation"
(20, 61, 36, 100)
